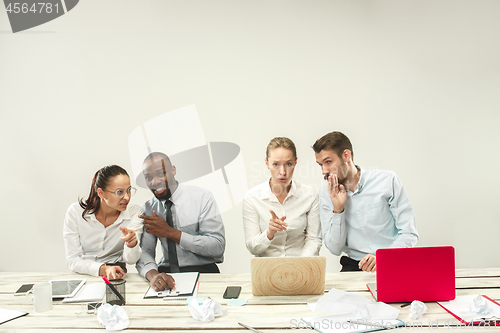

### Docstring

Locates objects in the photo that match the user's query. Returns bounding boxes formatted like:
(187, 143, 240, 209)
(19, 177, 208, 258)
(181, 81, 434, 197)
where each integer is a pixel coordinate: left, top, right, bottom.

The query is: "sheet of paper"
(0, 307, 28, 325)
(145, 272, 199, 298)
(164, 282, 200, 301)
(62, 283, 105, 303)
(438, 295, 500, 322)
(309, 288, 400, 319)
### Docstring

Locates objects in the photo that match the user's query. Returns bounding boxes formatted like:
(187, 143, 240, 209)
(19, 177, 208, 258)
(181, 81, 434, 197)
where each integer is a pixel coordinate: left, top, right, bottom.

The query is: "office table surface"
(0, 268, 499, 332)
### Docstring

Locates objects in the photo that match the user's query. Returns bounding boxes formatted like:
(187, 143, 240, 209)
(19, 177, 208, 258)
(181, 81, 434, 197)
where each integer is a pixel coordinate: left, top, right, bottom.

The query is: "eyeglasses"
(105, 187, 137, 198)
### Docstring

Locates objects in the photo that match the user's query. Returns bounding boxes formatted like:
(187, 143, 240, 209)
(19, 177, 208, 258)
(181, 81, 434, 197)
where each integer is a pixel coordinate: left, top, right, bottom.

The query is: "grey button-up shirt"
(136, 184, 225, 276)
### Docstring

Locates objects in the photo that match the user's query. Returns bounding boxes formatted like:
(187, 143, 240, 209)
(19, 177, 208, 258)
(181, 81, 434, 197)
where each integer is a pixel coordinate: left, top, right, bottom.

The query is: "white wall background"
(1, 0, 499, 274)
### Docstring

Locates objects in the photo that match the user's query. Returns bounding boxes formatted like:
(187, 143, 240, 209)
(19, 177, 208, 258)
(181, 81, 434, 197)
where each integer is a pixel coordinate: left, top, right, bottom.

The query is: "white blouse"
(242, 180, 322, 257)
(63, 202, 144, 276)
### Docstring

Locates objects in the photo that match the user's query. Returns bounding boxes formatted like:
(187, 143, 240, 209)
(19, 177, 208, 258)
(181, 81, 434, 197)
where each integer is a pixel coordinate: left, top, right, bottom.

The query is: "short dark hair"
(143, 152, 172, 166)
(312, 131, 354, 160)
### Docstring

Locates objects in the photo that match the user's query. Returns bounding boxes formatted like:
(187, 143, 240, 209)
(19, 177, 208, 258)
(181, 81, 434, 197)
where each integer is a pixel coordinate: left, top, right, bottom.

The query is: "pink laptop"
(367, 246, 455, 303)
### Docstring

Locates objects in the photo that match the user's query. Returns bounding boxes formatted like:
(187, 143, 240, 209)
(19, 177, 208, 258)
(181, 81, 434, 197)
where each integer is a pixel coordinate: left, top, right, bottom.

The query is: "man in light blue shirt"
(136, 152, 225, 291)
(313, 132, 418, 272)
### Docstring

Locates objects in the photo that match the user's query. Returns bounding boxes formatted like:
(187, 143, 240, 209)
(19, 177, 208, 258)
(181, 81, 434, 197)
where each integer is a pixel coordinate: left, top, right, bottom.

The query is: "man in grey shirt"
(136, 152, 225, 291)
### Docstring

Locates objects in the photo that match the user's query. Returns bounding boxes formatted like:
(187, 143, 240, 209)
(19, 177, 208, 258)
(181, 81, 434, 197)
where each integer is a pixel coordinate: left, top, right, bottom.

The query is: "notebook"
(62, 283, 105, 303)
(0, 308, 28, 325)
(367, 246, 455, 303)
(251, 256, 326, 296)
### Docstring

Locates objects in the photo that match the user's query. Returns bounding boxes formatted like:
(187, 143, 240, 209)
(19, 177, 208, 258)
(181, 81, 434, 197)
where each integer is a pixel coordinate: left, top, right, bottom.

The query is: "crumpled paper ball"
(409, 300, 428, 320)
(470, 295, 491, 315)
(312, 288, 400, 319)
(188, 298, 227, 322)
(97, 303, 129, 331)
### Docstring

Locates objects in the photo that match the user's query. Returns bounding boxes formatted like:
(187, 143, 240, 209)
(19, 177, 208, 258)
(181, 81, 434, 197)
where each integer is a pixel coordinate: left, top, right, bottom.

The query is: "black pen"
(102, 276, 124, 301)
(158, 289, 179, 297)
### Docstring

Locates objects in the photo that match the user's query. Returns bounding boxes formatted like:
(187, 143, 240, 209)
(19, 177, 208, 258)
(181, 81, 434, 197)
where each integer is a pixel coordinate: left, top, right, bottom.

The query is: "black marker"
(102, 276, 124, 302)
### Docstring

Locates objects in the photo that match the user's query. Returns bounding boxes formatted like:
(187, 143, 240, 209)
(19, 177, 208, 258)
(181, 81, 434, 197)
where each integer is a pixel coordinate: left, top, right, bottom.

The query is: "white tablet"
(49, 279, 86, 298)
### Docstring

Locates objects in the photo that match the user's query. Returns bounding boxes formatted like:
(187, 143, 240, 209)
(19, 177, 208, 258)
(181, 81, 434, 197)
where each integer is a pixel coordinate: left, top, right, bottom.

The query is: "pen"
(102, 276, 124, 302)
(158, 289, 179, 297)
(401, 302, 411, 308)
(238, 322, 264, 333)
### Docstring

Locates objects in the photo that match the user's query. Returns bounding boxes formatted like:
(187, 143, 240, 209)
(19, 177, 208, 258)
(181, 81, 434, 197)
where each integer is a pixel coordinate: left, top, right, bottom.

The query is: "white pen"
(238, 322, 264, 333)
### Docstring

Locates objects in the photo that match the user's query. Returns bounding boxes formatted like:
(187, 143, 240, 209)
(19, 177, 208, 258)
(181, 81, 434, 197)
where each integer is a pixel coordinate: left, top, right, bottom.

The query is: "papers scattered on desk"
(144, 272, 200, 299)
(437, 295, 500, 326)
(62, 283, 105, 303)
(0, 308, 28, 325)
(302, 288, 402, 332)
(309, 288, 400, 319)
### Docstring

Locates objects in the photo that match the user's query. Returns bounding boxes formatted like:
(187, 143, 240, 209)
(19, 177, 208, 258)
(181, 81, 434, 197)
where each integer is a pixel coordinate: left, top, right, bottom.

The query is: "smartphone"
(87, 302, 103, 313)
(223, 286, 242, 299)
(14, 284, 34, 296)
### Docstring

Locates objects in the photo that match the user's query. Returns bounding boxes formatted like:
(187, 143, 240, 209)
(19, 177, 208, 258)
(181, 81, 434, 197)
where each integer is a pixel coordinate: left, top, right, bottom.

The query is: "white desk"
(0, 269, 499, 332)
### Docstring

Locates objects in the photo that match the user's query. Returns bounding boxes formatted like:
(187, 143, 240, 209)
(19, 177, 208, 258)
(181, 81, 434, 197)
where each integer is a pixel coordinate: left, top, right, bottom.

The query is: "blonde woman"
(243, 137, 321, 257)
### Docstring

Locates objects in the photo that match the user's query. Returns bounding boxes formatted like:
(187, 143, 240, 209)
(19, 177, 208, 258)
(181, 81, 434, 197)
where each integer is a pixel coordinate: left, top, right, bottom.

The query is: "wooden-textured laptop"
(251, 256, 326, 296)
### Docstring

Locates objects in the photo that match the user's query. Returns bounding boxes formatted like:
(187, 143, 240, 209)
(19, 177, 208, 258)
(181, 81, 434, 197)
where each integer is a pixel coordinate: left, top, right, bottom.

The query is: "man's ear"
(171, 165, 176, 177)
(342, 149, 352, 163)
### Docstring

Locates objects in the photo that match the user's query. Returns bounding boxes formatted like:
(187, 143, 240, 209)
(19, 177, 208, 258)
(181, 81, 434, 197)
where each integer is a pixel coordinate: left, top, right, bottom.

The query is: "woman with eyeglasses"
(63, 165, 143, 280)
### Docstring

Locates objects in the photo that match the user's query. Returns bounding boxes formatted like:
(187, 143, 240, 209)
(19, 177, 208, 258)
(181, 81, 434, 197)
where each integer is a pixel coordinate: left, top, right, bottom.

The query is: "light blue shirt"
(319, 167, 418, 261)
(136, 184, 225, 277)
